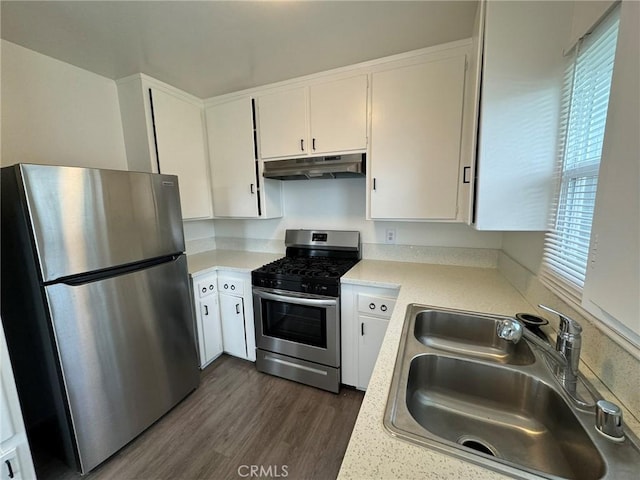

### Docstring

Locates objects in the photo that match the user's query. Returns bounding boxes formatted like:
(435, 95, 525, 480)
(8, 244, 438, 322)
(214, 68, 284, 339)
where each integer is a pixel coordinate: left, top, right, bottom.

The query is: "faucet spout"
(538, 304, 582, 377)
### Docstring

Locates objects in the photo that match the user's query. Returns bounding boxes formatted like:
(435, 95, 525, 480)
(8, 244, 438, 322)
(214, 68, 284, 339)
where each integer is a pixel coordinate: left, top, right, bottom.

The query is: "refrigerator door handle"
(55, 255, 181, 287)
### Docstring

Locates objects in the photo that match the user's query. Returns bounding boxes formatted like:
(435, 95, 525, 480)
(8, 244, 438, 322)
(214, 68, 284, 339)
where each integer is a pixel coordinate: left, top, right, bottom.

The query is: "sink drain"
(457, 436, 498, 457)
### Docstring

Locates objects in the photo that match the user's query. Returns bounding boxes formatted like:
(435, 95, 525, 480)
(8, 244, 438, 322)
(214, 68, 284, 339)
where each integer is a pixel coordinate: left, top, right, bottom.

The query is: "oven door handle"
(254, 288, 338, 307)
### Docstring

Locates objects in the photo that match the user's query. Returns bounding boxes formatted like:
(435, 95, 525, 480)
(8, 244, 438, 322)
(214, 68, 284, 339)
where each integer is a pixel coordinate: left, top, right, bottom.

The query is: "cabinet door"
(206, 98, 259, 218)
(219, 293, 247, 359)
(150, 88, 212, 219)
(370, 56, 465, 220)
(257, 88, 307, 159)
(199, 295, 223, 365)
(1, 327, 36, 480)
(309, 75, 367, 154)
(474, 1, 572, 230)
(582, 0, 640, 338)
(357, 315, 389, 389)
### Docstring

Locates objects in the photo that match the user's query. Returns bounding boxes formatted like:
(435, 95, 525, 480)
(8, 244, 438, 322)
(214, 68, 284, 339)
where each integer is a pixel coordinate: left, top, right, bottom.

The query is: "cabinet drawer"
(357, 294, 395, 318)
(197, 277, 216, 298)
(218, 277, 244, 295)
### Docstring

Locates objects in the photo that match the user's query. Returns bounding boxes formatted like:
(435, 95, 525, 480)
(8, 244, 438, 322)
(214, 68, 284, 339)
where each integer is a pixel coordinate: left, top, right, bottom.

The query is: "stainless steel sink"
(414, 309, 535, 365)
(385, 304, 640, 480)
(406, 355, 604, 479)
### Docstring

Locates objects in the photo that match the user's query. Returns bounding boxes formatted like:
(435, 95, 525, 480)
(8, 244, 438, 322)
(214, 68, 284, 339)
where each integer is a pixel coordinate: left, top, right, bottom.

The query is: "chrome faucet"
(498, 305, 593, 406)
(538, 304, 583, 378)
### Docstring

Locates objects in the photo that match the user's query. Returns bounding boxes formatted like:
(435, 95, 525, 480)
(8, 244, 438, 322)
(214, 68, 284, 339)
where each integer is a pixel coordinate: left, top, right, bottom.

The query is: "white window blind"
(542, 6, 620, 302)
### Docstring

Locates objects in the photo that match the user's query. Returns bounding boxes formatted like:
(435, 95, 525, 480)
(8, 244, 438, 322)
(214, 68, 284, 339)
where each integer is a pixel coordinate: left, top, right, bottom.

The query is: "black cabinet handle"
(312, 138, 316, 150)
(361, 323, 365, 336)
(236, 303, 241, 315)
(463, 166, 471, 184)
(5, 460, 14, 479)
(204, 305, 209, 316)
(300, 139, 305, 151)
(250, 183, 255, 194)
(373, 178, 377, 190)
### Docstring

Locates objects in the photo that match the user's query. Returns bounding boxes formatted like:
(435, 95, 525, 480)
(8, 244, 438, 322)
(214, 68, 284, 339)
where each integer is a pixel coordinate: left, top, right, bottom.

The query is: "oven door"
(253, 287, 340, 367)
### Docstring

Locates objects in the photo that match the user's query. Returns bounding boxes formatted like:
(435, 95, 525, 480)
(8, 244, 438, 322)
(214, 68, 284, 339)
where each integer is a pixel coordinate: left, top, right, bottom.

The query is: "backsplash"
(362, 244, 498, 268)
(194, 236, 499, 268)
(498, 251, 640, 422)
(185, 236, 217, 255)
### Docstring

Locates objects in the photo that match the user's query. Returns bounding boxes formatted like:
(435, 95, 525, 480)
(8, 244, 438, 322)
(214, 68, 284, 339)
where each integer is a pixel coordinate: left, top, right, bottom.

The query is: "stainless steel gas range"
(252, 230, 361, 393)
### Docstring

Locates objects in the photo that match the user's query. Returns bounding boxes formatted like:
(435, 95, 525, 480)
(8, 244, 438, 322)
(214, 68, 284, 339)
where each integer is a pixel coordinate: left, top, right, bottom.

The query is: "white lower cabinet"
(357, 314, 391, 389)
(191, 272, 223, 368)
(341, 283, 399, 390)
(218, 271, 256, 362)
(219, 291, 247, 359)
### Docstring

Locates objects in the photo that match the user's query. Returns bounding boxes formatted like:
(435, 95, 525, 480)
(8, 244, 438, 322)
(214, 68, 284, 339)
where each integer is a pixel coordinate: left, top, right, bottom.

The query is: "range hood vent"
(262, 154, 365, 180)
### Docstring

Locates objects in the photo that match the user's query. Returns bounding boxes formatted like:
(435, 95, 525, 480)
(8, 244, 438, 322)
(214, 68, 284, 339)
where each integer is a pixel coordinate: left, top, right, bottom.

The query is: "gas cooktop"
(251, 229, 361, 297)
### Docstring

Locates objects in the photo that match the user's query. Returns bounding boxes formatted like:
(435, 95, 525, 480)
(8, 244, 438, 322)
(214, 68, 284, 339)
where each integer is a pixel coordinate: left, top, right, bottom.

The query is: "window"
(542, 7, 620, 302)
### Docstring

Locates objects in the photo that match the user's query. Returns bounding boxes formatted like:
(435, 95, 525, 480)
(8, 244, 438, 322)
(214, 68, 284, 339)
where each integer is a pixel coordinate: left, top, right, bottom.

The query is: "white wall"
(1, 40, 127, 170)
(214, 178, 503, 248)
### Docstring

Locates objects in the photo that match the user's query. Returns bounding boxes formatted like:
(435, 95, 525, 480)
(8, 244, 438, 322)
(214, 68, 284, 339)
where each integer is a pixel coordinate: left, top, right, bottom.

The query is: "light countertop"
(187, 249, 282, 276)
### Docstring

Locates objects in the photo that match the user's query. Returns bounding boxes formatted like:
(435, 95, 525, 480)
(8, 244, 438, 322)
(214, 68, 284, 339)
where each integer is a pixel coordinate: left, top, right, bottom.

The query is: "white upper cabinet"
(150, 88, 212, 220)
(256, 75, 368, 159)
(472, 0, 573, 230)
(116, 75, 212, 220)
(582, 0, 640, 343)
(205, 97, 283, 219)
(206, 97, 260, 218)
(308, 75, 368, 154)
(257, 87, 308, 159)
(369, 55, 466, 220)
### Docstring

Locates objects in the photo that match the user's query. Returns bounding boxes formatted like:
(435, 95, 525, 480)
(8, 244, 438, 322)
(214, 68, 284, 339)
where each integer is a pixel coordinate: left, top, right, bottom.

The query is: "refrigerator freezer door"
(44, 255, 199, 473)
(20, 164, 185, 282)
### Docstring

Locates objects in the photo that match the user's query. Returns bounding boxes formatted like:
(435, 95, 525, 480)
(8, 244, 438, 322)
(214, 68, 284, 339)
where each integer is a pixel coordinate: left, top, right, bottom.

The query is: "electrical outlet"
(385, 228, 396, 244)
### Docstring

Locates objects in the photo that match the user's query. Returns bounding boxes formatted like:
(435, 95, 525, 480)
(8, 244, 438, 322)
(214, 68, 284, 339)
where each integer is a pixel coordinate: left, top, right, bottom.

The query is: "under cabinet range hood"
(262, 154, 365, 180)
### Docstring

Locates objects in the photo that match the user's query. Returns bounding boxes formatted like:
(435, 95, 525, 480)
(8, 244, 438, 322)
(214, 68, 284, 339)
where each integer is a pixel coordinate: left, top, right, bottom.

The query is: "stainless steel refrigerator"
(1, 164, 200, 474)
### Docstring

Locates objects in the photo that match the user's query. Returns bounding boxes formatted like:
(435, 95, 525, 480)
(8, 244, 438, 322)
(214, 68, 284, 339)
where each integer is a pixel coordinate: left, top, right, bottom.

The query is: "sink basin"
(406, 355, 604, 479)
(414, 308, 535, 365)
(385, 304, 640, 480)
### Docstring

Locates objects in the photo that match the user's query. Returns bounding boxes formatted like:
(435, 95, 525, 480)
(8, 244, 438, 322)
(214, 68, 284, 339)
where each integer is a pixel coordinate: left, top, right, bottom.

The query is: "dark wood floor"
(35, 355, 364, 480)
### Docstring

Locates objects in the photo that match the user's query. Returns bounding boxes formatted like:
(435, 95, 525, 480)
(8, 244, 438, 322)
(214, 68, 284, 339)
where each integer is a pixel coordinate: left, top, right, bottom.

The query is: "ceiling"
(1, 1, 478, 99)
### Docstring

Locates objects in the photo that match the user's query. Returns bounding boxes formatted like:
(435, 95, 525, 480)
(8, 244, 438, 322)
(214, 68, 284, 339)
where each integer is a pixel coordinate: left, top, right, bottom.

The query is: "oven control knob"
(381, 305, 387, 312)
(231, 285, 235, 291)
(224, 283, 229, 289)
(301, 283, 310, 292)
(317, 285, 328, 293)
(369, 303, 376, 310)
